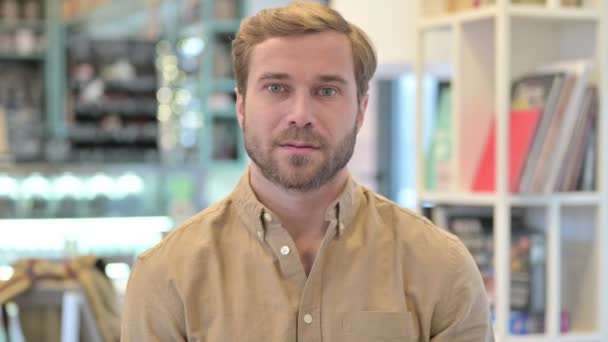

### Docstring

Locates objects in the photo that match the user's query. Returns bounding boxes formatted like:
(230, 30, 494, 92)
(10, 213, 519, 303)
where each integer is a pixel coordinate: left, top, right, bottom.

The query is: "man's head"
(232, 1, 377, 192)
(233, 1, 376, 103)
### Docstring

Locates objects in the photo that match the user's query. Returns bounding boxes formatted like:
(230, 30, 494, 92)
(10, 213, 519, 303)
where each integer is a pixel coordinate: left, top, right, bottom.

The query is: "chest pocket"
(343, 311, 419, 341)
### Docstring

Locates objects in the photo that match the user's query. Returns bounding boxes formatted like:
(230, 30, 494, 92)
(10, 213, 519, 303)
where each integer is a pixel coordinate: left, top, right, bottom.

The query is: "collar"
(231, 166, 361, 238)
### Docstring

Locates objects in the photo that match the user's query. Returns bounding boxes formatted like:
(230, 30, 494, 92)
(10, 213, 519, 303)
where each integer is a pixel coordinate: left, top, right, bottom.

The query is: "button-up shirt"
(121, 171, 494, 341)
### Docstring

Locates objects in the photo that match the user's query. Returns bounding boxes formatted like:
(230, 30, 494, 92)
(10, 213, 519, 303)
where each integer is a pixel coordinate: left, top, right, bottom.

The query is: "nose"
(287, 91, 316, 128)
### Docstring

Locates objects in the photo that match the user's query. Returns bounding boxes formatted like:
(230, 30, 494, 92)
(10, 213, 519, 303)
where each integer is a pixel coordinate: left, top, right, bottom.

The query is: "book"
(471, 109, 543, 192)
(517, 74, 566, 192)
(556, 87, 597, 191)
(579, 118, 597, 191)
(511, 72, 564, 111)
(528, 75, 577, 193)
(537, 60, 593, 193)
(425, 85, 453, 191)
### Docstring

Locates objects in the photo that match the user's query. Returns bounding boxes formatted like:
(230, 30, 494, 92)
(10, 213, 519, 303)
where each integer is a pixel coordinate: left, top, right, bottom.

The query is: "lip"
(279, 142, 320, 155)
(279, 141, 320, 149)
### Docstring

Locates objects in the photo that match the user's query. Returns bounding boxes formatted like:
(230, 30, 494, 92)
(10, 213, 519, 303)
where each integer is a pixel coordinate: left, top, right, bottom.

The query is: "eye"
(317, 87, 337, 97)
(266, 84, 286, 93)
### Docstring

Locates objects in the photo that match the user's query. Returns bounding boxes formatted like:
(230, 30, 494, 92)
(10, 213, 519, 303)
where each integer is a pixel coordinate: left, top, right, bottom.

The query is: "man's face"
(236, 31, 368, 192)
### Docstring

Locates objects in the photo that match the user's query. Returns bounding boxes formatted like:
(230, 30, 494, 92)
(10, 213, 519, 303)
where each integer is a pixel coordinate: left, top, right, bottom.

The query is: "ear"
(236, 88, 245, 129)
(356, 93, 369, 132)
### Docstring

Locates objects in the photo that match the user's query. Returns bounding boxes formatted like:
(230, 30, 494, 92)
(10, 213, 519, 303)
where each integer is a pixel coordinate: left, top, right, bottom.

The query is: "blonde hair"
(232, 1, 377, 102)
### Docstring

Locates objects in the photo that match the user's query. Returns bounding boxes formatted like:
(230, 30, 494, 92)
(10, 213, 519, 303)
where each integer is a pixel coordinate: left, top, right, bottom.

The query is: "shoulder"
(357, 187, 477, 278)
(360, 187, 464, 254)
(133, 197, 236, 275)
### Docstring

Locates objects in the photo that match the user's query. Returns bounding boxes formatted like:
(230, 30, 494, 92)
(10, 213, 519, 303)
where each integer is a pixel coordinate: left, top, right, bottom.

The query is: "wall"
(330, 0, 417, 66)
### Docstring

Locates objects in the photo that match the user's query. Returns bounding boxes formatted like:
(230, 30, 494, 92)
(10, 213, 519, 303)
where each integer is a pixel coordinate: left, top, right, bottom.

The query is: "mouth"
(278, 141, 321, 154)
(280, 141, 320, 149)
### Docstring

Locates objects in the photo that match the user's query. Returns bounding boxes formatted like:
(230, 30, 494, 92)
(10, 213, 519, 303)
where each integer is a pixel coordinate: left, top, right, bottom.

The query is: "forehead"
(248, 31, 355, 82)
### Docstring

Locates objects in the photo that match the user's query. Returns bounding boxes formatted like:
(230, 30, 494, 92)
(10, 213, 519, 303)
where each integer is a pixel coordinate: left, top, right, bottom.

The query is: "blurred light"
(161, 55, 178, 68)
(179, 37, 205, 56)
(105, 262, 131, 280)
(0, 265, 13, 281)
(158, 104, 172, 122)
(180, 111, 202, 129)
(180, 131, 197, 148)
(156, 40, 172, 55)
(157, 87, 173, 104)
(84, 173, 116, 199)
(21, 173, 51, 198)
(175, 89, 192, 106)
(53, 173, 84, 199)
(0, 174, 19, 198)
(116, 173, 144, 196)
(164, 67, 179, 82)
(0, 217, 173, 262)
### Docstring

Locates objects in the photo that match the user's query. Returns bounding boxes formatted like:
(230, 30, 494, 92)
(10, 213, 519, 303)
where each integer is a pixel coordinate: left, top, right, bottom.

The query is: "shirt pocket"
(343, 311, 419, 341)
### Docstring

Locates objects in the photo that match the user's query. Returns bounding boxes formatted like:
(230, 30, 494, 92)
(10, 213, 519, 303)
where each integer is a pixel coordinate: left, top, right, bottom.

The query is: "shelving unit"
(66, 38, 160, 163)
(173, 0, 247, 204)
(415, 0, 606, 340)
(0, 0, 50, 162)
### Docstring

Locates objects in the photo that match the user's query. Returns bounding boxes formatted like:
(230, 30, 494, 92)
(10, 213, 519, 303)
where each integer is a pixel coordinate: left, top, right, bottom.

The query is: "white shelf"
(418, 5, 497, 31)
(510, 192, 600, 206)
(420, 192, 600, 207)
(506, 333, 602, 342)
(419, 4, 599, 32)
(558, 333, 602, 341)
(509, 5, 600, 21)
(419, 192, 496, 206)
(506, 334, 546, 342)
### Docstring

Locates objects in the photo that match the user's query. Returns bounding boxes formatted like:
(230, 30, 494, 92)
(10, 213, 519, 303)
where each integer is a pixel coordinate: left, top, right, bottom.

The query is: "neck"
(249, 164, 349, 239)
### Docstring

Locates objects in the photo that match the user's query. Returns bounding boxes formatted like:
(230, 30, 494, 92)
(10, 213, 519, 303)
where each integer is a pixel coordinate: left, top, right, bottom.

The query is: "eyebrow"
(317, 75, 348, 85)
(257, 72, 291, 82)
(256, 72, 348, 85)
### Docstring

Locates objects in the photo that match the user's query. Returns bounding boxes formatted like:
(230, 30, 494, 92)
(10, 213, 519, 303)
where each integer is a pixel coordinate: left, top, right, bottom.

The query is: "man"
(121, 2, 494, 341)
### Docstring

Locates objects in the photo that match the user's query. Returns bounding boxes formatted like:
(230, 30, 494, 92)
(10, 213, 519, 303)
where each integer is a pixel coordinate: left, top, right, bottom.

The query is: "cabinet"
(416, 0, 607, 340)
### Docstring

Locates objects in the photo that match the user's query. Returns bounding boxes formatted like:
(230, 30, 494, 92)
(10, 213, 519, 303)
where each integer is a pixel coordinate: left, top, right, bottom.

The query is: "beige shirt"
(121, 172, 494, 341)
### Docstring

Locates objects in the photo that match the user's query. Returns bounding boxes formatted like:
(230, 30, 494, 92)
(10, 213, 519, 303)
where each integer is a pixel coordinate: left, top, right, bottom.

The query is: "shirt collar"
(231, 166, 361, 238)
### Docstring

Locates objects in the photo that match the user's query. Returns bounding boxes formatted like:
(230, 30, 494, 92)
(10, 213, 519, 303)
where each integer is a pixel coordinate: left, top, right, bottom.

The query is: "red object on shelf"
(472, 109, 543, 192)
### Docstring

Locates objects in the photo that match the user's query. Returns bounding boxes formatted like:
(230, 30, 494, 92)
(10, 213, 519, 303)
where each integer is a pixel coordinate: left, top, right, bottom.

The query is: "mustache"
(273, 127, 326, 147)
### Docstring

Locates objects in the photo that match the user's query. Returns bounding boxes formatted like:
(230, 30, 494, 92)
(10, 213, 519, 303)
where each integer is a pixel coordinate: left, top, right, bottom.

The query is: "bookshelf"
(415, 0, 607, 340)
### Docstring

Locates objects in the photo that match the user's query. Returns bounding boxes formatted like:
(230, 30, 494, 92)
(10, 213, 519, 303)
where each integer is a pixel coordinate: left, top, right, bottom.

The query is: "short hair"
(232, 1, 377, 102)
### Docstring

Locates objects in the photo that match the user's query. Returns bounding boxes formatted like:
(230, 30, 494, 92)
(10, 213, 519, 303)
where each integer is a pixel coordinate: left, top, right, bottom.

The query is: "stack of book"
(471, 60, 597, 193)
(425, 60, 597, 194)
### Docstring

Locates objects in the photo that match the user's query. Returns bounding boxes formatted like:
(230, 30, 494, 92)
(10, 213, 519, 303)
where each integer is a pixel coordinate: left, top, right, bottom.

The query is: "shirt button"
(303, 314, 313, 324)
(263, 212, 272, 221)
(257, 231, 263, 239)
(339, 222, 345, 231)
(280, 245, 290, 255)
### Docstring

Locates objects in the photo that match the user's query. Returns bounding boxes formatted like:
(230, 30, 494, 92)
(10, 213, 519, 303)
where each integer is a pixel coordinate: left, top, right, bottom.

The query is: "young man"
(121, 2, 494, 341)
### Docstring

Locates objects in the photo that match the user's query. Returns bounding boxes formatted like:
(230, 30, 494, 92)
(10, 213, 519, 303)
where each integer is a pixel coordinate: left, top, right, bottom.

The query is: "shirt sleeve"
(430, 237, 495, 342)
(120, 256, 186, 341)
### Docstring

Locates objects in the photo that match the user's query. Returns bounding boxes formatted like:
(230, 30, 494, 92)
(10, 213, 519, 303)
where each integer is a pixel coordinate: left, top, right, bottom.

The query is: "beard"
(243, 120, 357, 192)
